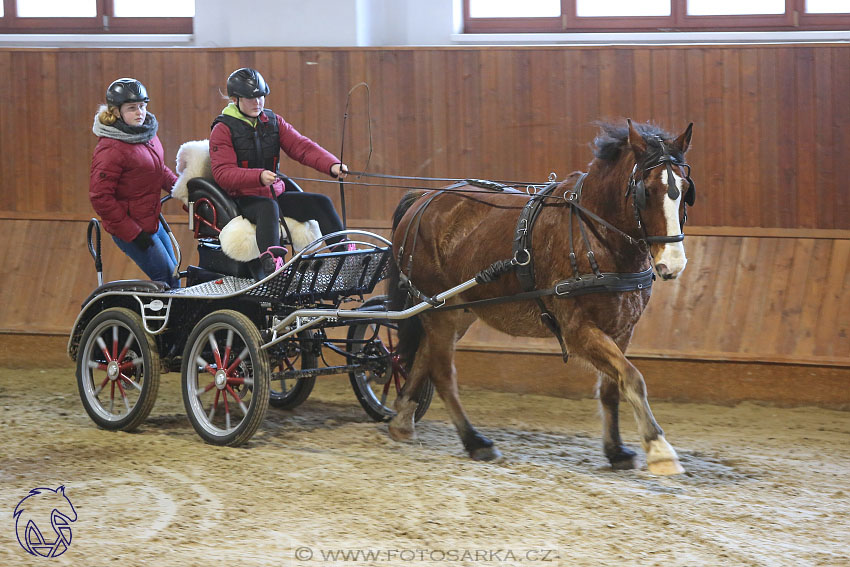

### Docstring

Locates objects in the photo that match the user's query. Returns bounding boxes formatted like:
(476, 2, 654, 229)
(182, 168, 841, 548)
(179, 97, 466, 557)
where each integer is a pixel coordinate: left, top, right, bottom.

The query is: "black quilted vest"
(211, 109, 280, 172)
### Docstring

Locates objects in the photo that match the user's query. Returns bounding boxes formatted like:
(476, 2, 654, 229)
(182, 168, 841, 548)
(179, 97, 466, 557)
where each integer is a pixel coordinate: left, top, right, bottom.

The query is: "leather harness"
(396, 158, 692, 362)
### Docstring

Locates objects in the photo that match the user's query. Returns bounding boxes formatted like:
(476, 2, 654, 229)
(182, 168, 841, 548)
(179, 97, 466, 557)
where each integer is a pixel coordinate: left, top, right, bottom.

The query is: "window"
(0, 0, 194, 33)
(464, 0, 850, 32)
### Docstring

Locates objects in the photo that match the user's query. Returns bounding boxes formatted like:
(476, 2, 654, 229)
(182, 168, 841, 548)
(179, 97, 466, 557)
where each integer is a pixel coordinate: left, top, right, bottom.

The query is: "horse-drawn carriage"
(69, 120, 696, 475)
(68, 172, 435, 447)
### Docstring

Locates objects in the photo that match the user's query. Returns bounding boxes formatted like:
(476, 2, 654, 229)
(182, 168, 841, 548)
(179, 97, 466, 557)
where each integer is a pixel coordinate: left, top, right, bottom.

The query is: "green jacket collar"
(222, 102, 257, 127)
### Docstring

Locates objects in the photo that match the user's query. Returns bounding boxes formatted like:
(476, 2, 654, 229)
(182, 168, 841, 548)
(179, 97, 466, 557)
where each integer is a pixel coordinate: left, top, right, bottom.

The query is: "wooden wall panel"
(0, 219, 846, 368)
(457, 235, 850, 367)
(0, 45, 848, 368)
(1, 45, 848, 229)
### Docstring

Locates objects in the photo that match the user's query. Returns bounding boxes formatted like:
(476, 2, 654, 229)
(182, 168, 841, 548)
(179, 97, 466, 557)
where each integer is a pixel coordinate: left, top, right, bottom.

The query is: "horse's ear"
(627, 119, 647, 158)
(672, 122, 694, 154)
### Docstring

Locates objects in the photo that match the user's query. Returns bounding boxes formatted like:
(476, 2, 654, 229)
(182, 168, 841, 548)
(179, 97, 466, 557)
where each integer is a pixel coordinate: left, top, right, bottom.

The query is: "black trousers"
(276, 192, 345, 244)
(234, 196, 280, 253)
(234, 192, 345, 253)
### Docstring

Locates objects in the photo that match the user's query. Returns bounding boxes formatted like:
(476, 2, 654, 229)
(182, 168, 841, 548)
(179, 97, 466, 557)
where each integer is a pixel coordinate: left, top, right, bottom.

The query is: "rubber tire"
(181, 310, 270, 446)
(347, 295, 434, 422)
(269, 331, 317, 409)
(76, 307, 160, 432)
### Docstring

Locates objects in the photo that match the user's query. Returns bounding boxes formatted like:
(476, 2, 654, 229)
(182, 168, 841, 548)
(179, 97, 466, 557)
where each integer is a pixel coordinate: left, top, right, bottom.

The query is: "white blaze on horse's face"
(653, 169, 688, 280)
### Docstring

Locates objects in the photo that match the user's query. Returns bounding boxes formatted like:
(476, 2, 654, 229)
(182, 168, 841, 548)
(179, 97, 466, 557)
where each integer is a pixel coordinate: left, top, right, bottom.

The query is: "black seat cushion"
(187, 178, 240, 238)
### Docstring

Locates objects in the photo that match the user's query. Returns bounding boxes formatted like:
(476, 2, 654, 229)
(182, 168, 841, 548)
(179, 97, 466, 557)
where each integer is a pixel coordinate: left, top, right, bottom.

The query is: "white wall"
(194, 0, 458, 47)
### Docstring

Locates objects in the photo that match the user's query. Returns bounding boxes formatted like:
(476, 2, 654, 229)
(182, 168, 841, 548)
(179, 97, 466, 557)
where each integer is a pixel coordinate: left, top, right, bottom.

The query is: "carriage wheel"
(76, 307, 160, 432)
(347, 295, 434, 422)
(181, 310, 270, 446)
(269, 331, 317, 409)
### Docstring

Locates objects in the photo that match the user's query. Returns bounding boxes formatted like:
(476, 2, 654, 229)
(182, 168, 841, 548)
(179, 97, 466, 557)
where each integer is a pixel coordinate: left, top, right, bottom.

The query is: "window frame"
(0, 0, 193, 34)
(463, 0, 850, 33)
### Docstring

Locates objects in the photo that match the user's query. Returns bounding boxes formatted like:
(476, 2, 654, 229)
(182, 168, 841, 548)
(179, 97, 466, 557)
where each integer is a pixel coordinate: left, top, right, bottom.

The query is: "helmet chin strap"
(234, 97, 248, 116)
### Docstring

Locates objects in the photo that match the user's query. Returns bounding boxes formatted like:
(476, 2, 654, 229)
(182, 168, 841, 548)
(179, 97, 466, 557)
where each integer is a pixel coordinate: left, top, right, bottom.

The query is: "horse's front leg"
(578, 325, 683, 475)
(597, 374, 637, 470)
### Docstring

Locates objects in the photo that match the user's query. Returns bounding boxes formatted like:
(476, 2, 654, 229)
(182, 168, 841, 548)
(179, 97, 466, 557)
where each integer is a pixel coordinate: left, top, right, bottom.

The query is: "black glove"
(132, 231, 154, 251)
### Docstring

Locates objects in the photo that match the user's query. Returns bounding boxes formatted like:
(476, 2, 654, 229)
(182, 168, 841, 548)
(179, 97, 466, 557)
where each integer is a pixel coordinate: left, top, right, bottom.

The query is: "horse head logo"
(13, 486, 78, 557)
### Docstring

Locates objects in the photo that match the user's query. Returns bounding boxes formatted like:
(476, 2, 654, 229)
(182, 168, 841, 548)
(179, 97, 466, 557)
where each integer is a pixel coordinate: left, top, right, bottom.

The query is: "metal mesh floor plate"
(171, 248, 391, 302)
(172, 276, 256, 297)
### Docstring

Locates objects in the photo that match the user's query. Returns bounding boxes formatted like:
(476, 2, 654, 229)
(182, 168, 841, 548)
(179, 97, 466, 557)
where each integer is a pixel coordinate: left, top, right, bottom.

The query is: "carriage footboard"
(247, 247, 392, 303)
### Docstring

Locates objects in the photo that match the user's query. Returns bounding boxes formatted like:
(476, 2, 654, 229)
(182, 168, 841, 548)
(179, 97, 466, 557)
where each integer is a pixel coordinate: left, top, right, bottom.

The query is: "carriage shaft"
(261, 277, 480, 350)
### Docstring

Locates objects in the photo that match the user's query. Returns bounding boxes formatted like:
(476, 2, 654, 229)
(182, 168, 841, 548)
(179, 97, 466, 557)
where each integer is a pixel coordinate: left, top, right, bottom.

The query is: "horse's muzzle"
(655, 263, 678, 280)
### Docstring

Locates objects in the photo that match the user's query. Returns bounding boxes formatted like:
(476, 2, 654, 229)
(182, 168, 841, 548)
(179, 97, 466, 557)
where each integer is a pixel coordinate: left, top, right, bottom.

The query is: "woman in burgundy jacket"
(209, 67, 349, 280)
(90, 78, 179, 288)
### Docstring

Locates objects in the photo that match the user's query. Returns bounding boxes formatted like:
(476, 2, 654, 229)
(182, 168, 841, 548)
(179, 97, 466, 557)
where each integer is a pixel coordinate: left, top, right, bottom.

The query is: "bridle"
(626, 140, 696, 245)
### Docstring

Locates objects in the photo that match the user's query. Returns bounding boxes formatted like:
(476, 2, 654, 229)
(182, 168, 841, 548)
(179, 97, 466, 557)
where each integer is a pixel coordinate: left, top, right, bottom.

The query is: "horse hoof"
(647, 459, 685, 475)
(610, 455, 638, 471)
(470, 445, 502, 462)
(607, 446, 638, 470)
(388, 424, 414, 442)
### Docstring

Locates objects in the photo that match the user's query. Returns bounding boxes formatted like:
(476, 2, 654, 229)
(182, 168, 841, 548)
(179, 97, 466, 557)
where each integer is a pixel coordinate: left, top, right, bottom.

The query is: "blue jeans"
(112, 222, 180, 288)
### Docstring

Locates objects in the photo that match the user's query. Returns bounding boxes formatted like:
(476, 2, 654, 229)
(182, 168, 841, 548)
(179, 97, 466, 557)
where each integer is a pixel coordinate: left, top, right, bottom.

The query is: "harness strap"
(511, 181, 567, 360)
(436, 267, 655, 312)
(396, 184, 465, 307)
(513, 181, 560, 291)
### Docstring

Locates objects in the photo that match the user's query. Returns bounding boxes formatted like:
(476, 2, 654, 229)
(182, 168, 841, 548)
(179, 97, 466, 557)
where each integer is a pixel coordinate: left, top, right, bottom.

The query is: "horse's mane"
(592, 121, 683, 167)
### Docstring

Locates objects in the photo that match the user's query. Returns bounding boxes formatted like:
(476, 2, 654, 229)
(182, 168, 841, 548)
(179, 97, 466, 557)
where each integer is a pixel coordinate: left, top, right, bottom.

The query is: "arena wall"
(1, 45, 847, 380)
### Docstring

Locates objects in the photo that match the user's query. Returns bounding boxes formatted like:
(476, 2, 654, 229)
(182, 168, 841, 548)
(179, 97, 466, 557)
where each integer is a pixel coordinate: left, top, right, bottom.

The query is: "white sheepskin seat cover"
(172, 139, 322, 260)
(220, 216, 322, 261)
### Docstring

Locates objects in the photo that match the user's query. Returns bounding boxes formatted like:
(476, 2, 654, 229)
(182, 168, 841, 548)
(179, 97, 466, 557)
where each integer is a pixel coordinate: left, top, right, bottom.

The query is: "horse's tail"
(388, 190, 428, 370)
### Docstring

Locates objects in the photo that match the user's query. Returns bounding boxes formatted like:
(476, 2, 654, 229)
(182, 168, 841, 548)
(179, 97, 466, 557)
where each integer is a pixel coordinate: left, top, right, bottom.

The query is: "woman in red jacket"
(209, 67, 349, 280)
(90, 78, 180, 288)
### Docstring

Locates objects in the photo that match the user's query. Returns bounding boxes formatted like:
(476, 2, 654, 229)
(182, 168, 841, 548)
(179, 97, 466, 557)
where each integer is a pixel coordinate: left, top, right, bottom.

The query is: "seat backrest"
(187, 177, 240, 238)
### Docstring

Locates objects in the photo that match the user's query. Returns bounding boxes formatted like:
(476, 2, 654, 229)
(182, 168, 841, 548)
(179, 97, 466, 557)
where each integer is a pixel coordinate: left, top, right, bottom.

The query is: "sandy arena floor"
(0, 337, 848, 567)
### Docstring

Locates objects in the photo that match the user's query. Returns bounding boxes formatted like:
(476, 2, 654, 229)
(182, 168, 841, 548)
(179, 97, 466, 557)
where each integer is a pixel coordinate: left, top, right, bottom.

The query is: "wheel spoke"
(112, 325, 119, 360)
(208, 389, 220, 421)
(225, 384, 249, 415)
(223, 329, 234, 370)
(196, 355, 217, 375)
(88, 360, 108, 371)
(94, 375, 109, 396)
(198, 381, 217, 396)
(120, 374, 143, 391)
(222, 391, 231, 430)
(96, 336, 113, 362)
(207, 332, 222, 368)
(117, 331, 135, 363)
(380, 379, 391, 407)
(226, 346, 249, 374)
(109, 381, 116, 413)
(116, 380, 130, 412)
(119, 357, 142, 373)
(393, 368, 402, 394)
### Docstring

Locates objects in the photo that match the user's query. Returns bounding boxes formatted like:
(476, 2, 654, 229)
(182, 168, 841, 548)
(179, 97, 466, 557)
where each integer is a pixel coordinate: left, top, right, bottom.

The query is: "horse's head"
(626, 120, 695, 280)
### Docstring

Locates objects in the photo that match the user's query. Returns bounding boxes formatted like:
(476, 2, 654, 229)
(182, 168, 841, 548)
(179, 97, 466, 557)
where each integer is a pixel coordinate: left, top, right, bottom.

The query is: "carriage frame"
(67, 215, 476, 446)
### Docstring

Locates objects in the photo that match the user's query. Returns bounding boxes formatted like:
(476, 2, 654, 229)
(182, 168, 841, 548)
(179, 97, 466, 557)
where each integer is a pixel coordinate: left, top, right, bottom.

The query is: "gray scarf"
(92, 108, 159, 144)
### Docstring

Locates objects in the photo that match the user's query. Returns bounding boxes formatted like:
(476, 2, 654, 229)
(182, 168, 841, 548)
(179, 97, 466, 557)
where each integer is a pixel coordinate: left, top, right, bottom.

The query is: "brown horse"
(387, 120, 694, 475)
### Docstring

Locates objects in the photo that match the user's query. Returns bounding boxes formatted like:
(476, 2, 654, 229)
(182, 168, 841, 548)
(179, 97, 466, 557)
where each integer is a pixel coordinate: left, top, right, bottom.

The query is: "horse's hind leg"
(578, 326, 683, 475)
(389, 314, 500, 461)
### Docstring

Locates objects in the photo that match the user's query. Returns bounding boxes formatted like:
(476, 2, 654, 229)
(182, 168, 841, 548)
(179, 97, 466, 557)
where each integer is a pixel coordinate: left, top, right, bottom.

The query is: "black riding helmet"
(106, 78, 149, 106)
(227, 68, 270, 99)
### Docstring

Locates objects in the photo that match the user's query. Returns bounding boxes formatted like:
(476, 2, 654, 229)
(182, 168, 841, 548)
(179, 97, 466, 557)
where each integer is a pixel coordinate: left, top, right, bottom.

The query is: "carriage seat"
(172, 140, 322, 278)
